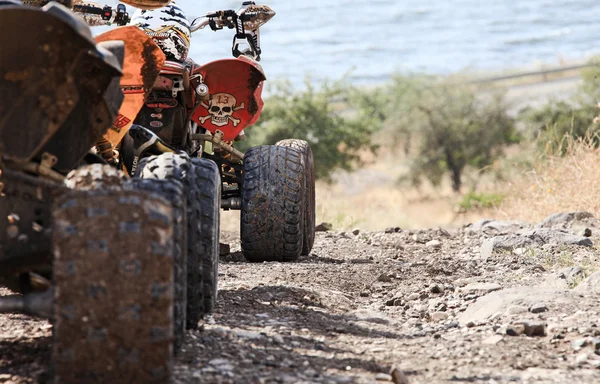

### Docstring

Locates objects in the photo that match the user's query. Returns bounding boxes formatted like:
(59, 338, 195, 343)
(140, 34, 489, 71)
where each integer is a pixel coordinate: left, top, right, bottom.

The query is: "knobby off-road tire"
(125, 178, 187, 352)
(52, 189, 175, 383)
(241, 145, 306, 262)
(135, 153, 220, 326)
(65, 164, 187, 350)
(64, 163, 127, 190)
(276, 139, 316, 255)
(191, 158, 221, 314)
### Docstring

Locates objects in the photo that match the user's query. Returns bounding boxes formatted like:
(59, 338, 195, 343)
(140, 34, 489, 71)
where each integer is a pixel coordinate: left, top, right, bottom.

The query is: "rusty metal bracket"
(190, 130, 245, 162)
(19, 152, 65, 183)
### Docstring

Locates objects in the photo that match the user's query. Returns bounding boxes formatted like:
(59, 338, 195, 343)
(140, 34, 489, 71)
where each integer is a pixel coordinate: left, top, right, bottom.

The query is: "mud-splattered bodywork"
(0, 2, 125, 286)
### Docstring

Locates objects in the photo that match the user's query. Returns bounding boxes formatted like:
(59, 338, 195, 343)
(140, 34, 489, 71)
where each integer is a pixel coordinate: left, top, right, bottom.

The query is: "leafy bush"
(240, 80, 381, 181)
(459, 191, 504, 211)
(519, 58, 600, 155)
(384, 77, 519, 192)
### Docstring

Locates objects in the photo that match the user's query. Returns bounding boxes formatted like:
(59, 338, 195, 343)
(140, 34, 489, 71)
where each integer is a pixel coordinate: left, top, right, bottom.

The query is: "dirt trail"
(2, 213, 600, 384)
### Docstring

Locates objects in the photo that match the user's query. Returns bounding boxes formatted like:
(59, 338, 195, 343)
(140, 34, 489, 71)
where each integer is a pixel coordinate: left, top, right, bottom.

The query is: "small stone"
(460, 283, 502, 295)
(390, 366, 410, 384)
(581, 228, 593, 237)
(507, 305, 528, 315)
(431, 311, 448, 322)
(537, 212, 594, 228)
(352, 229, 360, 236)
(235, 330, 263, 340)
(426, 239, 442, 250)
(529, 303, 548, 313)
(315, 222, 333, 232)
(408, 293, 420, 301)
(482, 335, 503, 345)
(506, 324, 526, 336)
(377, 274, 392, 283)
(572, 339, 588, 350)
(520, 321, 546, 337)
(219, 243, 231, 256)
(375, 373, 393, 381)
(272, 334, 284, 344)
(466, 321, 476, 328)
(385, 228, 395, 234)
(429, 284, 443, 294)
(208, 358, 234, 371)
(360, 291, 370, 297)
(575, 353, 589, 364)
(574, 271, 600, 293)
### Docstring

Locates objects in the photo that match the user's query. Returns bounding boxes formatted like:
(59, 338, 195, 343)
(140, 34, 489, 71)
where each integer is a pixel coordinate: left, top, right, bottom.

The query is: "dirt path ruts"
(2, 215, 600, 383)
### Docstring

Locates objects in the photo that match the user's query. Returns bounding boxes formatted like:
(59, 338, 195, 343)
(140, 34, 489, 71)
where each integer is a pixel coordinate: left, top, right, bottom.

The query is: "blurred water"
(103, 0, 600, 86)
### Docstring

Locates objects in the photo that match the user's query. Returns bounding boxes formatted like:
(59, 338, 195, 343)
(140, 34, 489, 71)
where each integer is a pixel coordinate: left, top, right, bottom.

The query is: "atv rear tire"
(241, 145, 306, 262)
(126, 178, 187, 352)
(135, 153, 220, 326)
(52, 189, 175, 383)
(276, 139, 316, 255)
(64, 163, 127, 190)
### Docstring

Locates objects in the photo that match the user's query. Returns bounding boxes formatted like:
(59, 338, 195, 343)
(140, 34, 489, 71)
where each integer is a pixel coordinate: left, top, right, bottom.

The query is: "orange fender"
(96, 26, 165, 147)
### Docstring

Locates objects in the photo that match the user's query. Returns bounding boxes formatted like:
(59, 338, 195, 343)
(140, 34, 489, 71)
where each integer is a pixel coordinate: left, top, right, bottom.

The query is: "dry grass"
(221, 136, 600, 233)
(220, 146, 492, 233)
(498, 136, 600, 222)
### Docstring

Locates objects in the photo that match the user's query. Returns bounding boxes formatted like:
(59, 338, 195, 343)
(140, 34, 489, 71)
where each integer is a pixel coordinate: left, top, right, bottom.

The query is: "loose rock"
(574, 271, 600, 293)
(315, 222, 333, 232)
(375, 373, 393, 381)
(482, 335, 504, 345)
(541, 266, 585, 289)
(431, 311, 448, 322)
(537, 212, 594, 228)
(529, 303, 548, 313)
(426, 239, 442, 250)
(460, 283, 502, 295)
(506, 324, 526, 336)
(390, 366, 410, 384)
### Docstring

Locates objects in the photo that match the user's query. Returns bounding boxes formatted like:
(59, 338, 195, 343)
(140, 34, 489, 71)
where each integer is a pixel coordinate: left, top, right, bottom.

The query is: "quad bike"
(0, 1, 198, 382)
(84, 1, 317, 268)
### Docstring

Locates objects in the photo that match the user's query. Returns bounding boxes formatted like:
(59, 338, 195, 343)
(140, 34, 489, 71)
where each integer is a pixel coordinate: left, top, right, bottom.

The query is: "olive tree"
(386, 78, 518, 192)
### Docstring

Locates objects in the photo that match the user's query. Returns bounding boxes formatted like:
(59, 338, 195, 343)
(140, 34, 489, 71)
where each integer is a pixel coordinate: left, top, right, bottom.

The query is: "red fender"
(191, 56, 266, 141)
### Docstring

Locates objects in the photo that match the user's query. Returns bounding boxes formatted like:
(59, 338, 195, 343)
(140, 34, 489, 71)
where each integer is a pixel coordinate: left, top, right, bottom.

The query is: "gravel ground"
(2, 212, 600, 383)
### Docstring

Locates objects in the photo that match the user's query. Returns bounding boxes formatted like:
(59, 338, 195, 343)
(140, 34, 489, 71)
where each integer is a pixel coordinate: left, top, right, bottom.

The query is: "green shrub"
(384, 77, 519, 192)
(459, 191, 504, 211)
(519, 58, 600, 155)
(240, 79, 381, 181)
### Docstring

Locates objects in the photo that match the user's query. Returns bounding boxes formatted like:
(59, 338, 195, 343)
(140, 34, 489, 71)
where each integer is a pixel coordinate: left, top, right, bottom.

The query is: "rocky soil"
(2, 212, 600, 383)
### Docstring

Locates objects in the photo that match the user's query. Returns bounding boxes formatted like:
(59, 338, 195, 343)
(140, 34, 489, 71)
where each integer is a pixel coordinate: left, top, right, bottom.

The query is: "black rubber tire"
(125, 178, 187, 352)
(276, 139, 316, 255)
(191, 158, 221, 314)
(135, 153, 220, 325)
(52, 189, 175, 383)
(65, 164, 187, 349)
(64, 163, 127, 190)
(241, 145, 306, 262)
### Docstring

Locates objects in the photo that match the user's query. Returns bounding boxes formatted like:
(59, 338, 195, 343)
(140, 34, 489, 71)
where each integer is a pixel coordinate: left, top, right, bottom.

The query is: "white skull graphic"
(199, 93, 245, 127)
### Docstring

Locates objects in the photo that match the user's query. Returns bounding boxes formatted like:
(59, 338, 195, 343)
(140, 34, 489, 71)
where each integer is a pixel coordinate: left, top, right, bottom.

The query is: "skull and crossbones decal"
(198, 93, 245, 127)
